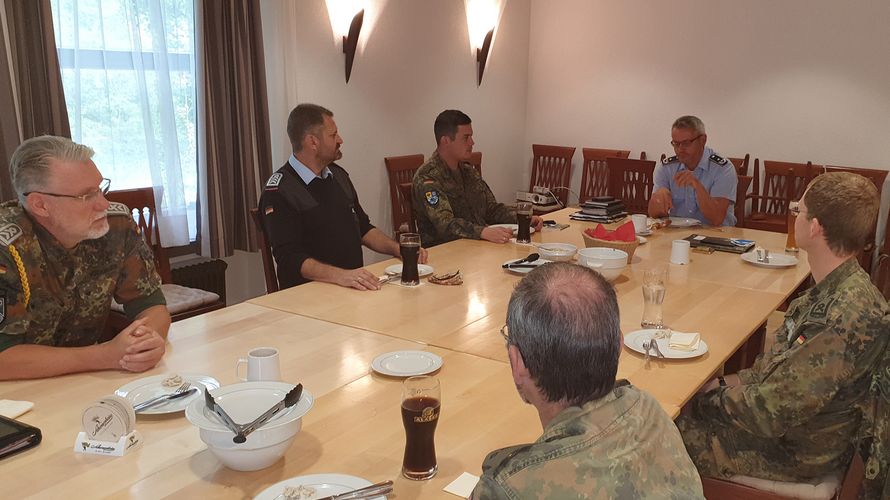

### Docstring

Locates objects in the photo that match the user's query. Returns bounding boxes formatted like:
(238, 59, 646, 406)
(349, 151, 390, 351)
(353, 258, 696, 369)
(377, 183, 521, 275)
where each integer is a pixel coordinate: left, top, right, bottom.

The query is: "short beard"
(87, 217, 110, 240)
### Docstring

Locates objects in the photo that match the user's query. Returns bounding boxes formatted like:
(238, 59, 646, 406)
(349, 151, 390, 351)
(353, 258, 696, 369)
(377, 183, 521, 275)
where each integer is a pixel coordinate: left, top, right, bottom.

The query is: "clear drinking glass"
(516, 202, 533, 243)
(785, 201, 799, 252)
(641, 268, 667, 329)
(401, 376, 440, 480)
(399, 233, 421, 285)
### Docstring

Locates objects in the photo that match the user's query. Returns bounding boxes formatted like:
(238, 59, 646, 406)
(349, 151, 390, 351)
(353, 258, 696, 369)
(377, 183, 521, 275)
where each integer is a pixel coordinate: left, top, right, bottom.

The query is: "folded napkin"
(669, 332, 701, 352)
(585, 221, 636, 242)
(0, 399, 34, 419)
(444, 472, 480, 498)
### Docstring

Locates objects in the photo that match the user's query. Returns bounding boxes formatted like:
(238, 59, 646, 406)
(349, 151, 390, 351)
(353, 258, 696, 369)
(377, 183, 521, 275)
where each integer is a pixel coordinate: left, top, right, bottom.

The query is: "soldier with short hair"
(0, 135, 171, 380)
(471, 262, 704, 499)
(678, 172, 890, 484)
(412, 109, 542, 247)
(649, 115, 738, 226)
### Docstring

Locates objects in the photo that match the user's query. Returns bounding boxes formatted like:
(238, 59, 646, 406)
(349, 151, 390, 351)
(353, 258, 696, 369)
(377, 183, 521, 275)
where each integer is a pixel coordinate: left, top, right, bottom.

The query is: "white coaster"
(444, 472, 480, 498)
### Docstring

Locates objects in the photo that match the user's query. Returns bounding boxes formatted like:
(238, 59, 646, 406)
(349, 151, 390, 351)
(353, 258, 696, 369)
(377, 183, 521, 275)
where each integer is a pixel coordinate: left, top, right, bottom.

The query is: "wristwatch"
(718, 376, 727, 388)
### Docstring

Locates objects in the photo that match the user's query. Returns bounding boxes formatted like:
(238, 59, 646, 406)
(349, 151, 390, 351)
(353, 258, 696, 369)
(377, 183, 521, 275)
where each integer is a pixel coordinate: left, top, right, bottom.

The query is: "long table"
(1, 209, 810, 498)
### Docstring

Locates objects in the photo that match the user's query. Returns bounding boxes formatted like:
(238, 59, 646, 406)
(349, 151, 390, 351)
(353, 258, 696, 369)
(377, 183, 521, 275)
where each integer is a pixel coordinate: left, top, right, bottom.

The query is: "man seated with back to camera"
(471, 262, 704, 499)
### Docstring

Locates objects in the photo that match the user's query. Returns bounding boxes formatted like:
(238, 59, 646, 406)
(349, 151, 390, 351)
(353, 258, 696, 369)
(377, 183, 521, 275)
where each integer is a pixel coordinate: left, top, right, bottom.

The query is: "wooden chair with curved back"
(579, 148, 630, 203)
(874, 206, 890, 300)
(606, 157, 656, 214)
(397, 183, 417, 234)
(530, 144, 576, 207)
(384, 154, 425, 236)
(728, 154, 751, 176)
(822, 164, 888, 274)
(735, 175, 753, 228)
(105, 187, 225, 324)
(468, 151, 482, 175)
(747, 160, 818, 233)
(249, 208, 279, 293)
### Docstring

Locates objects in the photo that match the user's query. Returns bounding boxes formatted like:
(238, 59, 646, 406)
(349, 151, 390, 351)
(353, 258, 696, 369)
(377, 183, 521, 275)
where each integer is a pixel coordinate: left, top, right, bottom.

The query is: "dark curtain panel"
(199, 0, 273, 257)
(0, 0, 70, 201)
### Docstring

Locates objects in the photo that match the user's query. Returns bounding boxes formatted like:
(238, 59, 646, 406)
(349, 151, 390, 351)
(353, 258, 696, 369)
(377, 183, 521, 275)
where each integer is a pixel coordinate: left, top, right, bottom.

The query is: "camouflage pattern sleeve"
(470, 475, 511, 500)
(479, 173, 516, 225)
(113, 218, 165, 320)
(0, 250, 27, 352)
(413, 176, 485, 240)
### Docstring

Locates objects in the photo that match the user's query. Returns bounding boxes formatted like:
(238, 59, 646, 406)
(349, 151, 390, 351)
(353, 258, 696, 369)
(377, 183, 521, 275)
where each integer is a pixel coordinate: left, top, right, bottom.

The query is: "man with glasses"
(0, 135, 170, 380)
(648, 115, 737, 226)
(471, 262, 704, 499)
(677, 172, 888, 488)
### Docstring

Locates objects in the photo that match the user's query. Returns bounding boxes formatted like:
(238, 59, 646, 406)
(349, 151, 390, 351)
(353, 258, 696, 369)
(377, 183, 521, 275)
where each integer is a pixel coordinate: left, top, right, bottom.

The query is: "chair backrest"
(396, 183, 416, 234)
(249, 208, 279, 293)
(606, 157, 656, 214)
(728, 154, 751, 176)
(735, 175, 753, 228)
(105, 187, 172, 283)
(752, 160, 817, 216)
(384, 154, 425, 235)
(468, 151, 482, 175)
(530, 144, 576, 206)
(579, 148, 630, 203)
(874, 201, 890, 299)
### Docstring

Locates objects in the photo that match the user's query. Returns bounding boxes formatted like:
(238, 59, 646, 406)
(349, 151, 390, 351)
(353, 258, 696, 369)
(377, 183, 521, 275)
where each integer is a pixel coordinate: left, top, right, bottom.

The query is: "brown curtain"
(0, 0, 70, 200)
(199, 0, 273, 257)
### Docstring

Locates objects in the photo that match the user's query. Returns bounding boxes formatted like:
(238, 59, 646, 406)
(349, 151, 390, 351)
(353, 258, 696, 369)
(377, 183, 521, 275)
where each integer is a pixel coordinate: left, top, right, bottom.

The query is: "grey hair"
(672, 115, 706, 135)
(10, 135, 95, 205)
(506, 262, 621, 406)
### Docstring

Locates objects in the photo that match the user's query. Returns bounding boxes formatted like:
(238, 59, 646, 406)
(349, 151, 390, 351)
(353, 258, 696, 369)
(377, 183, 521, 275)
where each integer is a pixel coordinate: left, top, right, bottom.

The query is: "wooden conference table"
(0, 208, 810, 498)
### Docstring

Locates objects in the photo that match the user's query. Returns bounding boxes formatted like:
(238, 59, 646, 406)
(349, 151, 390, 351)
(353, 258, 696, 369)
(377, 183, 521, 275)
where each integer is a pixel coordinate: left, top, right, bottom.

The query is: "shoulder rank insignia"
(425, 190, 439, 206)
(0, 223, 23, 246)
(662, 155, 678, 165)
(709, 153, 728, 166)
(265, 173, 283, 189)
(106, 202, 131, 216)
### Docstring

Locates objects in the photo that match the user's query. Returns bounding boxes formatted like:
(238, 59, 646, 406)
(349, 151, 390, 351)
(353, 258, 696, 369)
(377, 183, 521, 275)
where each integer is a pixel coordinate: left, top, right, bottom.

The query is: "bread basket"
(581, 232, 638, 264)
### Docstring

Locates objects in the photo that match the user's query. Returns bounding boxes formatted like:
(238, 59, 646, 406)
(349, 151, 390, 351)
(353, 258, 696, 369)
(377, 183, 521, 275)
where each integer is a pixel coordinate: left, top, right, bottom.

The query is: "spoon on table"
(502, 253, 540, 268)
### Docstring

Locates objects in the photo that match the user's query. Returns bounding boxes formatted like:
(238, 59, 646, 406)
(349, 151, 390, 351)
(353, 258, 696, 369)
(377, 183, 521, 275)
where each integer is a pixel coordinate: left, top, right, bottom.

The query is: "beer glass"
(641, 268, 667, 329)
(401, 376, 440, 480)
(785, 201, 799, 252)
(399, 233, 421, 285)
(516, 202, 533, 243)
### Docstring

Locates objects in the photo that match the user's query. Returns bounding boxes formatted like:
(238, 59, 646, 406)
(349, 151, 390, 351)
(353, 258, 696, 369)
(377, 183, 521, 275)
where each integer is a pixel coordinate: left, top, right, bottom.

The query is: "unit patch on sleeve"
(425, 190, 439, 206)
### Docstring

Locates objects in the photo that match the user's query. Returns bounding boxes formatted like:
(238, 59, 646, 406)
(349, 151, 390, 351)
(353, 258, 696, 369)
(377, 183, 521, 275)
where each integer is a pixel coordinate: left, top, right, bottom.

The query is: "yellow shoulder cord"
(8, 244, 30, 307)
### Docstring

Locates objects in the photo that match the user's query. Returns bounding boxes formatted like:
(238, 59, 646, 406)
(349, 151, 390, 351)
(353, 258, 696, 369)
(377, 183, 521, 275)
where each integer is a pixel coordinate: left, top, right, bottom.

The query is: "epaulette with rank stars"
(662, 155, 678, 165)
(709, 153, 728, 166)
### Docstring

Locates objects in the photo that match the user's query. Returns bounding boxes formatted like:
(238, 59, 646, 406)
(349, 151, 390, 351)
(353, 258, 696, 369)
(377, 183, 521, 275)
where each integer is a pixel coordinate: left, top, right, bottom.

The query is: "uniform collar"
(289, 154, 332, 184)
(798, 257, 860, 303)
(688, 146, 714, 172)
(430, 150, 471, 177)
(537, 380, 633, 442)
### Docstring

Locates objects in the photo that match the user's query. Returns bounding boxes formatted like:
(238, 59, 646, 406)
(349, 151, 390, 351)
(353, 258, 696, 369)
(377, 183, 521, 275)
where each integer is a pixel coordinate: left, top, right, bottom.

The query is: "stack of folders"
(570, 196, 628, 224)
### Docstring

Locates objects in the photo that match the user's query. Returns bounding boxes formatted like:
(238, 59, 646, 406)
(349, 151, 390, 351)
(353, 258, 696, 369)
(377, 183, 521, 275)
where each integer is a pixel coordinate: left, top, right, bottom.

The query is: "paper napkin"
(669, 332, 701, 352)
(0, 399, 34, 419)
(444, 472, 480, 498)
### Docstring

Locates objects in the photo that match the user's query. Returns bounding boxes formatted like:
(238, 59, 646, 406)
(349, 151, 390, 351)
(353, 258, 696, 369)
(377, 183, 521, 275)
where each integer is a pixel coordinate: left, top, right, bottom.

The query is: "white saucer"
(669, 217, 702, 228)
(371, 350, 443, 377)
(624, 329, 708, 359)
(255, 473, 386, 500)
(740, 251, 799, 268)
(384, 263, 434, 277)
(502, 258, 551, 275)
(116, 373, 220, 415)
(491, 223, 536, 235)
(636, 229, 653, 236)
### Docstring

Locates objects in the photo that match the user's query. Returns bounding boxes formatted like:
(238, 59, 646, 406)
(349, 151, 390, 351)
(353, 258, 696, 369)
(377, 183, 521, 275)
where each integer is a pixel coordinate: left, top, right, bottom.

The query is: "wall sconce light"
(466, 0, 504, 87)
(343, 10, 363, 83)
(326, 1, 365, 83)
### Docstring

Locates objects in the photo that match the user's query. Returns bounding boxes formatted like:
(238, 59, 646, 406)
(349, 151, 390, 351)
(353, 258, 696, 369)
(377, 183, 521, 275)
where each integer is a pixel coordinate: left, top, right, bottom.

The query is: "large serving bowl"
(536, 243, 578, 262)
(577, 247, 628, 281)
(185, 381, 314, 471)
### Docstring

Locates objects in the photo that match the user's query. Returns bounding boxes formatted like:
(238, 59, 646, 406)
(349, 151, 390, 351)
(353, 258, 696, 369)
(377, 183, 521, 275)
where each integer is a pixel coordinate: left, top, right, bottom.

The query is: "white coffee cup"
(235, 347, 281, 382)
(631, 214, 648, 234)
(670, 239, 691, 265)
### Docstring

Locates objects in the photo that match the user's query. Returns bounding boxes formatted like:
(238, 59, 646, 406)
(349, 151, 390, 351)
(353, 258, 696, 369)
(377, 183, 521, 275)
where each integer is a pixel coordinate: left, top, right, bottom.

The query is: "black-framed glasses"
(500, 324, 510, 343)
(26, 178, 111, 203)
(670, 135, 702, 148)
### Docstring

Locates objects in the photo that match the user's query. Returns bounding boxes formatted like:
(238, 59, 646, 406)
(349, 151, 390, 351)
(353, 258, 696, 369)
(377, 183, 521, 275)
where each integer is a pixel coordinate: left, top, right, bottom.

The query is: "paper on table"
(444, 472, 480, 498)
(0, 399, 34, 419)
(669, 332, 701, 352)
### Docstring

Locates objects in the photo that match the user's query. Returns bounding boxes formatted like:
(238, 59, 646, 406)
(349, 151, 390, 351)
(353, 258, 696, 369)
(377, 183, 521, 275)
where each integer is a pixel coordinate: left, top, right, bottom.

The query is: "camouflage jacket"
(691, 258, 890, 480)
(861, 332, 890, 499)
(472, 382, 704, 499)
(0, 201, 165, 351)
(412, 151, 515, 247)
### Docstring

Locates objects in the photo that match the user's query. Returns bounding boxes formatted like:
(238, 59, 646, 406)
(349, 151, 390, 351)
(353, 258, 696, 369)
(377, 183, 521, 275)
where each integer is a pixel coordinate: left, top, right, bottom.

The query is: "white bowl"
(186, 381, 314, 471)
(537, 243, 578, 262)
(577, 247, 628, 281)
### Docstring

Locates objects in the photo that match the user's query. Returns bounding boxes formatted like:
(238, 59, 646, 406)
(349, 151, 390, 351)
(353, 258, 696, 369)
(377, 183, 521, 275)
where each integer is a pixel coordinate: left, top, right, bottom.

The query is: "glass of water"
(641, 268, 667, 329)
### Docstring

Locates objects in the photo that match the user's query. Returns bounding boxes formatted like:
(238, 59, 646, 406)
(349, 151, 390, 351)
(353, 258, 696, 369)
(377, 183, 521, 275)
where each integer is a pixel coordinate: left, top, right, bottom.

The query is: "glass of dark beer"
(399, 233, 421, 286)
(401, 375, 440, 480)
(516, 202, 533, 243)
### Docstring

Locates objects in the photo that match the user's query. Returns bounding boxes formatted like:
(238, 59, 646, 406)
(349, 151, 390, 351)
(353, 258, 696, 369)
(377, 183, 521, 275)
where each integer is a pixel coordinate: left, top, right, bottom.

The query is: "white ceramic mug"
(235, 347, 281, 382)
(631, 214, 648, 234)
(670, 239, 691, 265)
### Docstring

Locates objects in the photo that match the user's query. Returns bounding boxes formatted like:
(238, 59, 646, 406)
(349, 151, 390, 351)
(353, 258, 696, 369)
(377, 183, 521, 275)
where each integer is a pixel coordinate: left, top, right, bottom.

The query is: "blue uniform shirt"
(288, 154, 332, 184)
(653, 146, 737, 226)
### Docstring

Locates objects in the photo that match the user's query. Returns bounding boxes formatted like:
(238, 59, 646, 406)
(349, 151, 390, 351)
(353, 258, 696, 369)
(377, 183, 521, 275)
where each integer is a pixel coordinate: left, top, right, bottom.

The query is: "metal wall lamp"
(343, 9, 364, 83)
(476, 28, 494, 86)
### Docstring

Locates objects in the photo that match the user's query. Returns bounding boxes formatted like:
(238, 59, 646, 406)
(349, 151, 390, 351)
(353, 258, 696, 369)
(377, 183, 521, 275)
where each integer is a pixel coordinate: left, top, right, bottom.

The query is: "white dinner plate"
(116, 373, 220, 415)
(490, 223, 536, 235)
(668, 217, 702, 228)
(740, 251, 799, 268)
(502, 258, 552, 275)
(371, 350, 443, 377)
(636, 229, 653, 236)
(255, 473, 387, 500)
(384, 263, 434, 277)
(186, 381, 313, 431)
(623, 329, 709, 359)
(637, 236, 648, 245)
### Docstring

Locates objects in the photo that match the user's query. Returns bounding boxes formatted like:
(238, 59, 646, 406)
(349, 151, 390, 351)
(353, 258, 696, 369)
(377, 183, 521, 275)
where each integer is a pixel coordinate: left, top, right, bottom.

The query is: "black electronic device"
(683, 234, 755, 254)
(0, 414, 41, 460)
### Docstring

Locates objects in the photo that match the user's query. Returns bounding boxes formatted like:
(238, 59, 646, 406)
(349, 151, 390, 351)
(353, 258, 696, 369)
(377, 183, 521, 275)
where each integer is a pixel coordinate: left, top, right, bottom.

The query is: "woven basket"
(581, 232, 639, 264)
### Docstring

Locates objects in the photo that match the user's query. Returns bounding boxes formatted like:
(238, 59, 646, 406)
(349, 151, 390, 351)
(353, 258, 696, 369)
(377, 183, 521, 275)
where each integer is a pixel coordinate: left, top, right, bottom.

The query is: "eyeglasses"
(26, 178, 111, 203)
(500, 324, 510, 343)
(670, 135, 702, 149)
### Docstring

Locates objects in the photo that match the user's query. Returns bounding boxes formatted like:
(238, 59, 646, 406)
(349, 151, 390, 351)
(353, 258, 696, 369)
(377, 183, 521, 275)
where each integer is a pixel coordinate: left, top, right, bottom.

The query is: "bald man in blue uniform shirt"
(649, 116, 737, 226)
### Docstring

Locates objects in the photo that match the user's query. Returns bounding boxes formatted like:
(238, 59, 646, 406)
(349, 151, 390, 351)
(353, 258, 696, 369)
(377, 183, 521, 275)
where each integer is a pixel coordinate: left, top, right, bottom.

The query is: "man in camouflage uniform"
(0, 135, 170, 380)
(472, 262, 704, 499)
(413, 109, 542, 247)
(677, 172, 890, 487)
